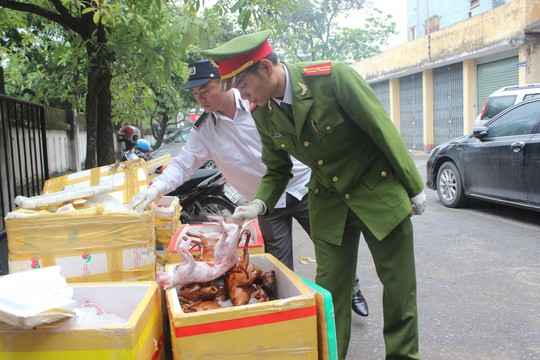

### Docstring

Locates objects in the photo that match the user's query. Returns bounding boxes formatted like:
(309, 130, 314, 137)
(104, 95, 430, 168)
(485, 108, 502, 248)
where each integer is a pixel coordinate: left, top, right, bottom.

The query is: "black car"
(426, 97, 540, 211)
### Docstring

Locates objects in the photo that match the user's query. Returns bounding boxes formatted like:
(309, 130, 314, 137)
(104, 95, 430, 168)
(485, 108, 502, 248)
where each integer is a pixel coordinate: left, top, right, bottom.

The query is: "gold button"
(303, 141, 310, 147)
(345, 194, 351, 200)
(326, 125, 332, 131)
(332, 176, 339, 182)
(280, 144, 286, 148)
(381, 170, 388, 177)
(317, 160, 324, 166)
(314, 188, 319, 194)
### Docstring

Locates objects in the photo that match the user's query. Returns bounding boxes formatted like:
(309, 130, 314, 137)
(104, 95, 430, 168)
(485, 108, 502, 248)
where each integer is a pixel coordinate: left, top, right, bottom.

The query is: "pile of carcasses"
(156, 218, 276, 312)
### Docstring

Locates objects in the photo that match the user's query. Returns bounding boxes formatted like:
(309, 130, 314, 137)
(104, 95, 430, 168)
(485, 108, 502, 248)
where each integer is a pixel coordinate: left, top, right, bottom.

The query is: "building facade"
(352, 0, 540, 151)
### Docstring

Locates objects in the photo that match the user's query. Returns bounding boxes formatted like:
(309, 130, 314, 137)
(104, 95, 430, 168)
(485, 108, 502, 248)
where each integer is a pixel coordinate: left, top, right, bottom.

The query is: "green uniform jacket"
(252, 61, 424, 245)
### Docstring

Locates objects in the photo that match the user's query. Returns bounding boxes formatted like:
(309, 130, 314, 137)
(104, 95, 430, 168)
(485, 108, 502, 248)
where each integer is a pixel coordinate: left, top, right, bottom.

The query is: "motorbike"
(164, 167, 242, 224)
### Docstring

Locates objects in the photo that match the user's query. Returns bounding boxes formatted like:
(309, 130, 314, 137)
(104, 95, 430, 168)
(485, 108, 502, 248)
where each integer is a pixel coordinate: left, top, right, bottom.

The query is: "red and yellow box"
(167, 220, 264, 263)
(165, 253, 318, 359)
(0, 282, 164, 360)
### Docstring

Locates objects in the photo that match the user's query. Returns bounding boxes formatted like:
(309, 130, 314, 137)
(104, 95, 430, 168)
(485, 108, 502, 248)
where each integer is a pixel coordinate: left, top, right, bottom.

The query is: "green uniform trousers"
(313, 210, 420, 360)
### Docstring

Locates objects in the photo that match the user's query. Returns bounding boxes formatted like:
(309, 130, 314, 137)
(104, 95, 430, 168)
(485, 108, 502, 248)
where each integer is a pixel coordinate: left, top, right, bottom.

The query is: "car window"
(487, 101, 540, 137)
(483, 95, 517, 119)
(523, 93, 540, 100)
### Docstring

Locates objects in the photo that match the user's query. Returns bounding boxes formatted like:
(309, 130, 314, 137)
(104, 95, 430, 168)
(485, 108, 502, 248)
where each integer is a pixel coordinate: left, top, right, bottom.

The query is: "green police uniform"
(202, 31, 424, 360)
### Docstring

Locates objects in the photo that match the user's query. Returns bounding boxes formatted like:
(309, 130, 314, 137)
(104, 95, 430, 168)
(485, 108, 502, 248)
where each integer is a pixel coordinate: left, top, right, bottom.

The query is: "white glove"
(410, 191, 426, 215)
(231, 200, 265, 225)
(130, 186, 160, 211)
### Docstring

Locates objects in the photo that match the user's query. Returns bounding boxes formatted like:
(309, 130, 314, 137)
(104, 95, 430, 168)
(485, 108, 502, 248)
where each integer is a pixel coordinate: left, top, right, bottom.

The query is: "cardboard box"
(6, 207, 156, 282)
(6, 160, 156, 282)
(299, 276, 338, 360)
(167, 220, 264, 263)
(165, 253, 318, 359)
(42, 158, 149, 206)
(0, 282, 164, 360)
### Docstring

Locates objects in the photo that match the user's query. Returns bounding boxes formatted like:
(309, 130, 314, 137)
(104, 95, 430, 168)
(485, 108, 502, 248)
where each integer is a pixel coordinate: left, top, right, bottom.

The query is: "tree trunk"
(97, 69, 114, 166)
(0, 66, 5, 94)
(85, 65, 98, 169)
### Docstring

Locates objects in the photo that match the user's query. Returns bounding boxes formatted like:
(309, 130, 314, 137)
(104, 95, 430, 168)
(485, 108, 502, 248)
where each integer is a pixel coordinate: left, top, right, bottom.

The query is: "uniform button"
(314, 188, 319, 194)
(303, 141, 310, 147)
(345, 194, 351, 200)
(332, 176, 339, 182)
(280, 144, 286, 148)
(381, 170, 388, 177)
(326, 125, 332, 131)
(317, 160, 324, 166)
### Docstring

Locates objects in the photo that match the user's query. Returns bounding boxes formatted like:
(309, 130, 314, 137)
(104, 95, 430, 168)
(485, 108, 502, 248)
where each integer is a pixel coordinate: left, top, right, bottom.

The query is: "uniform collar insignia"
(298, 82, 308, 96)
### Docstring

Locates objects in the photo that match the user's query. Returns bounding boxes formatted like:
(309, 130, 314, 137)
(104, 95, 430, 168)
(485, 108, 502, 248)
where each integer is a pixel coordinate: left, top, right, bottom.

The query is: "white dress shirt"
(151, 89, 310, 208)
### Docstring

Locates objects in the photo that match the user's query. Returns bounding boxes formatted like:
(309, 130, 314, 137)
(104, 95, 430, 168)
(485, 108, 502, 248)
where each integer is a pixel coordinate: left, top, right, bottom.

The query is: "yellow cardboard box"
(6, 206, 156, 282)
(165, 253, 318, 359)
(42, 158, 149, 205)
(6, 159, 156, 282)
(0, 282, 164, 360)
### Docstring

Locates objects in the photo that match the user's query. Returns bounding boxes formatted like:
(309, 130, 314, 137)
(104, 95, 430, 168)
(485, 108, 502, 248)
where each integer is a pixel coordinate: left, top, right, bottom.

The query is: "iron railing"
(0, 94, 49, 230)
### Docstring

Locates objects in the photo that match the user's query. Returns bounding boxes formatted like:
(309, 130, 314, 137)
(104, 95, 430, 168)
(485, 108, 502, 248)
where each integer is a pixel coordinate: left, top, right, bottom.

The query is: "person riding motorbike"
(117, 125, 141, 161)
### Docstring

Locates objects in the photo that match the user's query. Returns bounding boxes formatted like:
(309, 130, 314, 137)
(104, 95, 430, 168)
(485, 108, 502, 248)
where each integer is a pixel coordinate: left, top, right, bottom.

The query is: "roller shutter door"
(477, 56, 519, 116)
(400, 73, 424, 150)
(370, 80, 390, 117)
(433, 63, 464, 145)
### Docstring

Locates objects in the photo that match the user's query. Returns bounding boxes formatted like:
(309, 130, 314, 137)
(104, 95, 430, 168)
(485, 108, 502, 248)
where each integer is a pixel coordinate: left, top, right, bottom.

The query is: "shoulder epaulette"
(249, 102, 258, 112)
(192, 112, 209, 130)
(302, 62, 332, 77)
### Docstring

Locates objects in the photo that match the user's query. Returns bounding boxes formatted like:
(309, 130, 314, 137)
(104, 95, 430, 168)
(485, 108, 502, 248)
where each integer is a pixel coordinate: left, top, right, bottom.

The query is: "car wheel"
(436, 162, 468, 208)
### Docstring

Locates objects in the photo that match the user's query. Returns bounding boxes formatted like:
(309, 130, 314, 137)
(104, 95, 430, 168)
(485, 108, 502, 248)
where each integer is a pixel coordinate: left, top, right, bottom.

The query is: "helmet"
(117, 125, 140, 146)
(136, 139, 151, 152)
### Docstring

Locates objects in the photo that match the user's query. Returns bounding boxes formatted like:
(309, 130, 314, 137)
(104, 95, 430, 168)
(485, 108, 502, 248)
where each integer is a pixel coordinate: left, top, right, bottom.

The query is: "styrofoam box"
(0, 282, 164, 360)
(166, 253, 318, 359)
(153, 196, 180, 219)
(167, 220, 264, 263)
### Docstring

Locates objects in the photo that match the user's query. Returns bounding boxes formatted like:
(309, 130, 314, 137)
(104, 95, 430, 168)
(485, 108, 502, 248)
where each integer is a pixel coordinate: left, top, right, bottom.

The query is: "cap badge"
(189, 66, 196, 76)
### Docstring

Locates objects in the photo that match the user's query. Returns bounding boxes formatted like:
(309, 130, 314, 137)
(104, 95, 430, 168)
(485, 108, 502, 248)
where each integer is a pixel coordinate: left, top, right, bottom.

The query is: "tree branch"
(0, 0, 87, 37)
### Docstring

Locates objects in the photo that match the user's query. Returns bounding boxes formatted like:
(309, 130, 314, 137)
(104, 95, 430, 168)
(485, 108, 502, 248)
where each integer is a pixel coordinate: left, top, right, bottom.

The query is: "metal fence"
(0, 94, 49, 230)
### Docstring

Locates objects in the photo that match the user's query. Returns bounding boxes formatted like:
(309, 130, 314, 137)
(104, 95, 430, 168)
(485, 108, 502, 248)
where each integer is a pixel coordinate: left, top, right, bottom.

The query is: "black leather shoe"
(352, 290, 369, 317)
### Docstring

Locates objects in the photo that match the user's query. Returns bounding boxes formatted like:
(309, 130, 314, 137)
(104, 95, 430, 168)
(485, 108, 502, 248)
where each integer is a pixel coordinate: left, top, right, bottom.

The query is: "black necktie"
(280, 102, 294, 120)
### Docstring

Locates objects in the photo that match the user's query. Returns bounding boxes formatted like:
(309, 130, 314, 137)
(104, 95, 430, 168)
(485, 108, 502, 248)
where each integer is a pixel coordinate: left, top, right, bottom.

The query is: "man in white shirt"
(130, 60, 368, 316)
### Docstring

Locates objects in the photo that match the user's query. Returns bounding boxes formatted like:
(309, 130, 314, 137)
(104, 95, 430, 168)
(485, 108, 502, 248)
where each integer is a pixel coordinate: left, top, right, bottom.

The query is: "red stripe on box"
(174, 306, 316, 338)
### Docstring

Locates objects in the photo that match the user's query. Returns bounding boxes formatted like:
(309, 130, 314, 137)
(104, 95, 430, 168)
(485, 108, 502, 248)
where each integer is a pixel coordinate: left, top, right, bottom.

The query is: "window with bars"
(470, 0, 480, 9)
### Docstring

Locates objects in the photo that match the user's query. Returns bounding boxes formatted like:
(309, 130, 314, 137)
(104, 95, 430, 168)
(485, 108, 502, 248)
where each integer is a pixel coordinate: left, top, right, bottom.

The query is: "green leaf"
(93, 12, 101, 24)
(231, 0, 246, 12)
(81, 8, 95, 15)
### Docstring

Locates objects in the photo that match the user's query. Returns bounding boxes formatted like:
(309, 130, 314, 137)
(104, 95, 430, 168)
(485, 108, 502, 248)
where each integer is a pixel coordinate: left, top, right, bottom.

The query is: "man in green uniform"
(201, 30, 426, 359)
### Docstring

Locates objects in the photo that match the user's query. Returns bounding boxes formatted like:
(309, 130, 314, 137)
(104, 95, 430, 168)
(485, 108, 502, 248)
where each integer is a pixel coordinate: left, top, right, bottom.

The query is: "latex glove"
(130, 186, 159, 211)
(231, 200, 265, 225)
(410, 191, 426, 215)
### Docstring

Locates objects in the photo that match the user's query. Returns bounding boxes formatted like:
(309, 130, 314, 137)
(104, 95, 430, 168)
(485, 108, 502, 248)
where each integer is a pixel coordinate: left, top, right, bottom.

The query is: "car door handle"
(510, 142, 525, 152)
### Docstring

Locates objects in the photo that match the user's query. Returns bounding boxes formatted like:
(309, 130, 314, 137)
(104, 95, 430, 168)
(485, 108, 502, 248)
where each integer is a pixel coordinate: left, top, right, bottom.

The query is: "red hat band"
(217, 40, 273, 79)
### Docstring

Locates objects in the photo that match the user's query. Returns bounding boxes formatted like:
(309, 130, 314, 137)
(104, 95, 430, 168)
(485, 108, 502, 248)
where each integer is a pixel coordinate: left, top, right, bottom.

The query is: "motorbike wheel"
(182, 197, 237, 224)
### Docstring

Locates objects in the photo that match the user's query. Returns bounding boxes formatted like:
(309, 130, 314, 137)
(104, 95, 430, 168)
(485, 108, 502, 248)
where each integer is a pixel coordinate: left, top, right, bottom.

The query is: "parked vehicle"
(427, 98, 540, 211)
(476, 83, 540, 122)
(165, 167, 241, 224)
(152, 127, 192, 158)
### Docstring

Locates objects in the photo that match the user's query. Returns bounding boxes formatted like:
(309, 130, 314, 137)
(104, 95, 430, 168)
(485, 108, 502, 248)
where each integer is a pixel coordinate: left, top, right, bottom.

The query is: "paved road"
(292, 151, 540, 359)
